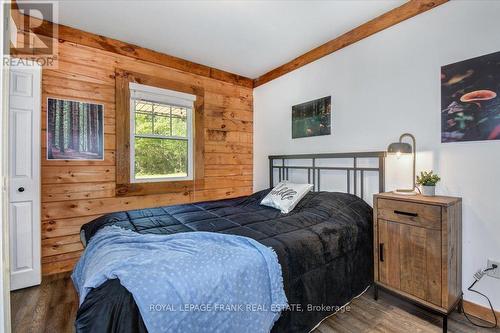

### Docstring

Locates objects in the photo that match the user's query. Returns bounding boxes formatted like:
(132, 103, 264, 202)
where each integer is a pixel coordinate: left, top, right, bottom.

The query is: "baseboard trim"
(463, 300, 499, 325)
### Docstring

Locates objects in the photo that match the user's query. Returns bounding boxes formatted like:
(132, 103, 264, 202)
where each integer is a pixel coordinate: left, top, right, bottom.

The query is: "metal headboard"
(269, 151, 386, 201)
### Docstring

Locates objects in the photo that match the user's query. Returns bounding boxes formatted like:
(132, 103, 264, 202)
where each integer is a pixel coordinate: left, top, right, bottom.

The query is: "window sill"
(131, 176, 193, 183)
(116, 179, 205, 197)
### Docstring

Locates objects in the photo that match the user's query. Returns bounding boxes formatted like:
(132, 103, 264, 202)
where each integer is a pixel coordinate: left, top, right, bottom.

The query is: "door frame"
(1, 62, 11, 333)
(1, 2, 12, 331)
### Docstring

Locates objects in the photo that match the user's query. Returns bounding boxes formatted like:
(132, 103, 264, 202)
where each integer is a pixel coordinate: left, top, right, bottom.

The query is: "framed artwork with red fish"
(441, 51, 500, 142)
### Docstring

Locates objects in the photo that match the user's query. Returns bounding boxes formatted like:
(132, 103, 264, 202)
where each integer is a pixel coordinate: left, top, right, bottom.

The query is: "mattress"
(75, 189, 374, 333)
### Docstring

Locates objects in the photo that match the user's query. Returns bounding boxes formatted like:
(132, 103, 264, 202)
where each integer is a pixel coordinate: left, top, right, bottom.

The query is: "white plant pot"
(421, 185, 436, 196)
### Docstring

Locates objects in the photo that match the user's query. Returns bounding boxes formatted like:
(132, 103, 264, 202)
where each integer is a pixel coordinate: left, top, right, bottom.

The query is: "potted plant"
(416, 171, 441, 196)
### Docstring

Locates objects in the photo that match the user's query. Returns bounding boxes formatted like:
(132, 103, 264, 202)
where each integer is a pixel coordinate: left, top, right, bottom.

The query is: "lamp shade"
(387, 142, 412, 154)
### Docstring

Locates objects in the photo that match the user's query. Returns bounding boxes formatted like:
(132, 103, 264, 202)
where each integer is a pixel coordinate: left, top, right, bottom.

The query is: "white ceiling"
(53, 0, 405, 78)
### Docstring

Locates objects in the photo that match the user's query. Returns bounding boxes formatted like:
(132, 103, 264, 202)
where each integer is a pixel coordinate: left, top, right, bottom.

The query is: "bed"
(74, 152, 386, 333)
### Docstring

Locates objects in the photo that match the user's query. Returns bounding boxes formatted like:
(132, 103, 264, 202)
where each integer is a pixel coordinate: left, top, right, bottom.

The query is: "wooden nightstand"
(373, 192, 462, 333)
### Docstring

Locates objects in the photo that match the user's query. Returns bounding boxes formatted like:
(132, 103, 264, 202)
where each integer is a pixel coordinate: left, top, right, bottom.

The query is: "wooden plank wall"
(40, 39, 253, 275)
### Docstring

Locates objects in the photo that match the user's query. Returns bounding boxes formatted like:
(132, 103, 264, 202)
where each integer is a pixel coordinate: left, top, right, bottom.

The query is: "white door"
(8, 63, 41, 290)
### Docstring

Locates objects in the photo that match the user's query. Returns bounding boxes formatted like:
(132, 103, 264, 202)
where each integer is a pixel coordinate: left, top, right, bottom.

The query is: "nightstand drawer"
(377, 198, 441, 229)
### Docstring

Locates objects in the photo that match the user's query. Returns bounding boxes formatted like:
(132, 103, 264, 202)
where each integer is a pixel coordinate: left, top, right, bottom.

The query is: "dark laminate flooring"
(10, 275, 499, 333)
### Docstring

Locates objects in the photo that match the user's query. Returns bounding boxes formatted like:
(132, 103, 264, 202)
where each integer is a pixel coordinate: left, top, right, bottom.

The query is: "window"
(115, 70, 205, 196)
(129, 83, 195, 182)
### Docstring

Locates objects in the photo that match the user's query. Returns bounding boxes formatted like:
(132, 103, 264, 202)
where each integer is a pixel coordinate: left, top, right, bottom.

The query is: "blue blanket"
(72, 226, 287, 333)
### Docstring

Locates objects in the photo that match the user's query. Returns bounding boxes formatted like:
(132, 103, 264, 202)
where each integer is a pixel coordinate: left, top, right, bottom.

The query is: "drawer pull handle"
(394, 210, 418, 217)
(379, 243, 384, 262)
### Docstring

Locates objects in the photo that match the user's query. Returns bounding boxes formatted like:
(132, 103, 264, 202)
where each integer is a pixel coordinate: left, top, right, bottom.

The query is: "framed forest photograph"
(47, 98, 104, 160)
(292, 96, 331, 139)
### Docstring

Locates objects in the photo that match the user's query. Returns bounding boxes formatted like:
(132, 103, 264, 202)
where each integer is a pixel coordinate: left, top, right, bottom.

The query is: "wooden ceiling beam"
(10, 8, 253, 88)
(12, 0, 449, 89)
(253, 0, 449, 87)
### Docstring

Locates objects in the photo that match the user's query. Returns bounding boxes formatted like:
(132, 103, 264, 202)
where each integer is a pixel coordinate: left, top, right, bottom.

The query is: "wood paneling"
(42, 182, 115, 202)
(191, 186, 253, 202)
(42, 215, 102, 239)
(205, 116, 253, 132)
(205, 143, 252, 154)
(42, 256, 80, 276)
(204, 106, 253, 122)
(42, 235, 83, 257)
(42, 166, 115, 184)
(254, 0, 449, 87)
(33, 31, 253, 275)
(206, 130, 252, 144)
(204, 165, 252, 177)
(205, 152, 253, 165)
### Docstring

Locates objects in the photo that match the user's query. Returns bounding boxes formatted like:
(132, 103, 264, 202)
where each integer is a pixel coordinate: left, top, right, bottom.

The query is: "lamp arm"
(399, 133, 416, 190)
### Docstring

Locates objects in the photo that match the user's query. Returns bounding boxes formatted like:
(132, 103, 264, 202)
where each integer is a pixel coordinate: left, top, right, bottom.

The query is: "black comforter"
(76, 189, 374, 333)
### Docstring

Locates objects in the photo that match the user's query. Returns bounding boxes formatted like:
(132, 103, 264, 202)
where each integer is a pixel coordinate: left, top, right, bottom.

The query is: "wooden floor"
(313, 290, 499, 333)
(11, 276, 499, 333)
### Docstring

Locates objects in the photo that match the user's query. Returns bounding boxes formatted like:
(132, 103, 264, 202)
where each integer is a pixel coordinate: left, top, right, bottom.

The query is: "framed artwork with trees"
(47, 98, 104, 160)
(292, 96, 331, 139)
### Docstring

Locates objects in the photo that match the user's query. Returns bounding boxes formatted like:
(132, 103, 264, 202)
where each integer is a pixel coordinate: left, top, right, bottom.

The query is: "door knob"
(18, 187, 25, 192)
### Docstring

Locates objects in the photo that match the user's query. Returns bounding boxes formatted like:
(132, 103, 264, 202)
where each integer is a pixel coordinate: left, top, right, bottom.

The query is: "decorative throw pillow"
(261, 181, 313, 214)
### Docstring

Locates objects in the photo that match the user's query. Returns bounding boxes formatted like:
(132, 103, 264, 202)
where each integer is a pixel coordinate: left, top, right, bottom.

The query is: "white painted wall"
(254, 1, 500, 310)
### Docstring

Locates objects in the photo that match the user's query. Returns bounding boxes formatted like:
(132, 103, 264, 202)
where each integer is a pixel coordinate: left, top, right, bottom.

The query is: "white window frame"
(129, 82, 195, 183)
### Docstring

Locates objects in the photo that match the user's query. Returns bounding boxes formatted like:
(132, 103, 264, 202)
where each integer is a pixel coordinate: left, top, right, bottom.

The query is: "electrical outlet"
(486, 259, 500, 279)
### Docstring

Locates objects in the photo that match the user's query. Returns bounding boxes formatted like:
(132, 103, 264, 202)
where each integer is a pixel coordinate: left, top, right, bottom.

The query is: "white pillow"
(261, 181, 313, 214)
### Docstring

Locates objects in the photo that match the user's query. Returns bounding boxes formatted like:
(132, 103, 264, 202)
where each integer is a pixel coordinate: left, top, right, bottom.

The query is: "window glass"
(131, 98, 192, 181)
(134, 137, 188, 179)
